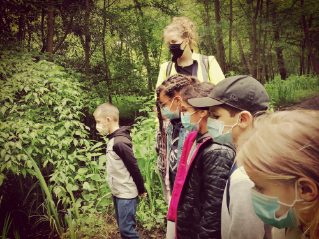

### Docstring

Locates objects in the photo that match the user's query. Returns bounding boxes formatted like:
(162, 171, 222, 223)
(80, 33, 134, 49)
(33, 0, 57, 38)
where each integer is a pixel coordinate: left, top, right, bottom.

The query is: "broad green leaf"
(83, 182, 92, 191)
(78, 168, 88, 175)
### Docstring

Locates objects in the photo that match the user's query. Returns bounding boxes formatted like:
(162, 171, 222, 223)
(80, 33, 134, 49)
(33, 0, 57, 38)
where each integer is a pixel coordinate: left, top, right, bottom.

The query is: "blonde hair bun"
(164, 16, 198, 49)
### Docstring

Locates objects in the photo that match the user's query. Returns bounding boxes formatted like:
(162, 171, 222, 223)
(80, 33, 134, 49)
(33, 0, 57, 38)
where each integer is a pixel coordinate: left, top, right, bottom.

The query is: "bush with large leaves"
(0, 50, 109, 237)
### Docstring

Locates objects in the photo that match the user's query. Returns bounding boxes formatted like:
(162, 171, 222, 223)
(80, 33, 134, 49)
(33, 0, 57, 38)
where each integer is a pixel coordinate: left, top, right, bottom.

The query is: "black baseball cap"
(188, 75, 269, 114)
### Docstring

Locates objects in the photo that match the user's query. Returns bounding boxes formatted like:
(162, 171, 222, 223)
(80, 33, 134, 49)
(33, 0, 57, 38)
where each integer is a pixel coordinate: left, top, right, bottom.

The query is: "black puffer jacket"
(176, 134, 235, 239)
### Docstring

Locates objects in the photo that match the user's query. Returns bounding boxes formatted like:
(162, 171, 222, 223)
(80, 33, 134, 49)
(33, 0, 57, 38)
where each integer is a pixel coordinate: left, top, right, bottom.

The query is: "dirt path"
(279, 95, 319, 110)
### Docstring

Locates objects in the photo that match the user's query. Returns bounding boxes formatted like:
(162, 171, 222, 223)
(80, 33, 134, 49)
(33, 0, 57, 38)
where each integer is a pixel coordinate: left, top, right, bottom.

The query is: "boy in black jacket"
(188, 75, 271, 239)
(94, 103, 146, 239)
(167, 82, 235, 239)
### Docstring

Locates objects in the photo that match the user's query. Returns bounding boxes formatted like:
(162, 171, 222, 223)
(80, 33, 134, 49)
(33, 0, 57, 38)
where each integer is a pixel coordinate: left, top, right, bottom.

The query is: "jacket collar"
(107, 126, 132, 141)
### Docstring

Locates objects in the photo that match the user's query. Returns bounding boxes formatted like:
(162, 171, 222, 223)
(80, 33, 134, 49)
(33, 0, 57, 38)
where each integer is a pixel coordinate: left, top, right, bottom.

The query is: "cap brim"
(188, 97, 223, 108)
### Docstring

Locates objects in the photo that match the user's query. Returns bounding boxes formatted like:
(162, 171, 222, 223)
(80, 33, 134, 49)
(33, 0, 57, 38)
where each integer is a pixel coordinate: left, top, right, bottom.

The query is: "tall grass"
(265, 75, 319, 108)
(25, 151, 64, 237)
(1, 214, 12, 239)
(131, 100, 167, 231)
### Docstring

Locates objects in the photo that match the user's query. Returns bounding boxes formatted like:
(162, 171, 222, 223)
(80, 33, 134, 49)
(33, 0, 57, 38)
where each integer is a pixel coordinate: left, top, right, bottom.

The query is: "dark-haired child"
(167, 82, 235, 239)
(156, 74, 203, 238)
(188, 75, 272, 239)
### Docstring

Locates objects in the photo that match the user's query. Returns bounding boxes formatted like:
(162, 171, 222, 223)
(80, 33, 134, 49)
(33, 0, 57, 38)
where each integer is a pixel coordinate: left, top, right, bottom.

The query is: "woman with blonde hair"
(237, 110, 319, 239)
(156, 16, 224, 87)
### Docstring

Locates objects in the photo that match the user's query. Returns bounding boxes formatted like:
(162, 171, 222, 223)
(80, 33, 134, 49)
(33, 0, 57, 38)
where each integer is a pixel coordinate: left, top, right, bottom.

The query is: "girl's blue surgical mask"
(161, 97, 179, 120)
(251, 182, 303, 229)
(181, 111, 201, 131)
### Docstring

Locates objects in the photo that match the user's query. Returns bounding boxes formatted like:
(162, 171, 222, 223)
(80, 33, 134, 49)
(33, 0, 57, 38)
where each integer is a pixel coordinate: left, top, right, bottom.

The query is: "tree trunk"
(247, 0, 261, 78)
(27, 20, 32, 51)
(234, 30, 250, 74)
(214, 0, 227, 72)
(301, 11, 313, 74)
(53, 13, 74, 53)
(17, 13, 25, 44)
(133, 0, 153, 91)
(266, 0, 275, 80)
(262, 0, 270, 82)
(83, 0, 91, 74)
(41, 8, 46, 52)
(262, 41, 269, 82)
(257, 0, 264, 81)
(271, 2, 287, 80)
(268, 48, 275, 79)
(299, 0, 306, 75)
(229, 0, 233, 67)
(103, 0, 112, 103)
(46, 0, 54, 53)
(202, 0, 215, 54)
(311, 54, 319, 74)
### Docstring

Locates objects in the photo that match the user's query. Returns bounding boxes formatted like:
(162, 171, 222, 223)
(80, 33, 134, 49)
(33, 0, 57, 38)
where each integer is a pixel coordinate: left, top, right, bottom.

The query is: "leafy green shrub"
(0, 49, 166, 238)
(0, 50, 109, 237)
(131, 99, 167, 232)
(265, 75, 319, 108)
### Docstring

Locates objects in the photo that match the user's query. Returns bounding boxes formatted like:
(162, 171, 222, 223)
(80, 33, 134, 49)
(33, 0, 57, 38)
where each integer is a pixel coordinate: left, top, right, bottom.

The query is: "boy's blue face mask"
(207, 118, 224, 138)
(96, 123, 108, 135)
(214, 132, 233, 145)
(207, 114, 241, 139)
(251, 182, 303, 229)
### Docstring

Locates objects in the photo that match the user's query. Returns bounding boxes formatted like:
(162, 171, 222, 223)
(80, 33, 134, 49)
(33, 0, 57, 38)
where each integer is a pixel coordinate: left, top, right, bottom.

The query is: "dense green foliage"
(0, 50, 107, 237)
(1, 0, 318, 91)
(131, 102, 167, 231)
(0, 50, 166, 238)
(0, 0, 319, 237)
(266, 75, 319, 108)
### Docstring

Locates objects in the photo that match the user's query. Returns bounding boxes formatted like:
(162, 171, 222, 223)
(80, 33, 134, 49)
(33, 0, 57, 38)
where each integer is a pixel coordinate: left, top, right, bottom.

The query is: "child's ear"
(106, 117, 112, 123)
(175, 95, 182, 104)
(182, 39, 189, 48)
(298, 178, 318, 202)
(199, 109, 208, 118)
(237, 111, 253, 129)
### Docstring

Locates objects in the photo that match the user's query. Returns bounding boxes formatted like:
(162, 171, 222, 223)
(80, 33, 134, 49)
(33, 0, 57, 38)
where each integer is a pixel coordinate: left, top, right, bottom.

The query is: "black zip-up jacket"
(106, 126, 146, 197)
(176, 134, 235, 239)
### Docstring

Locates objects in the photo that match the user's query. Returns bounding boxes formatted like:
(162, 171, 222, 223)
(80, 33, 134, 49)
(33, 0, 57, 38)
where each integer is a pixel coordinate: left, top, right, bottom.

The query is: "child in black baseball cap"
(188, 75, 269, 144)
(187, 75, 272, 239)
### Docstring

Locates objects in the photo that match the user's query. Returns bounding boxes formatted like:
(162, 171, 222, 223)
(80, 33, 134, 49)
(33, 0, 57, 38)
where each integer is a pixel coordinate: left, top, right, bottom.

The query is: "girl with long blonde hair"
(156, 16, 225, 87)
(237, 110, 319, 239)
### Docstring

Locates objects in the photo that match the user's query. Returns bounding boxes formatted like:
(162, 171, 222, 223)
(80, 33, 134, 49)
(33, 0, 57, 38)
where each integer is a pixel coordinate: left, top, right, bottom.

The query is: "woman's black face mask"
(169, 43, 184, 62)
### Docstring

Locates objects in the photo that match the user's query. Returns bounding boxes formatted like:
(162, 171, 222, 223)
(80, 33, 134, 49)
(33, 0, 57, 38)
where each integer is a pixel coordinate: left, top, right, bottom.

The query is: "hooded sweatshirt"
(106, 126, 146, 198)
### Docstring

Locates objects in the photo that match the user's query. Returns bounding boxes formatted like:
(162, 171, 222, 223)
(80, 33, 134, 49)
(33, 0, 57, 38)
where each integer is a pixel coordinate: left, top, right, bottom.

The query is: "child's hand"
(140, 192, 147, 198)
(167, 194, 171, 204)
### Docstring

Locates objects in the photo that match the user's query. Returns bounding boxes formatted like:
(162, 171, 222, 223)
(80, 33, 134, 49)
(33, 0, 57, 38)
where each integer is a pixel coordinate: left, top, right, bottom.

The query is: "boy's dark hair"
(156, 74, 199, 132)
(179, 82, 214, 111)
(215, 104, 242, 117)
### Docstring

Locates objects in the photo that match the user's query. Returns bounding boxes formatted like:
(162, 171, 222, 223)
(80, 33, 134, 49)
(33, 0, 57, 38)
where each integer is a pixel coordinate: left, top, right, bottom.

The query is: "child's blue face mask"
(96, 123, 109, 135)
(160, 97, 179, 120)
(207, 118, 224, 138)
(251, 182, 303, 229)
(207, 114, 241, 139)
(181, 111, 200, 131)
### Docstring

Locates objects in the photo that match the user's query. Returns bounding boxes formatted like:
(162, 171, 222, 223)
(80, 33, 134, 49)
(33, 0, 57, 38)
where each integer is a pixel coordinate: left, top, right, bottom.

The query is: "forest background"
(0, 0, 319, 238)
